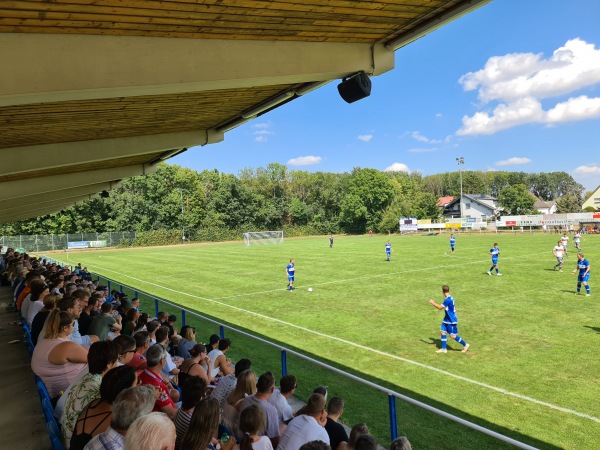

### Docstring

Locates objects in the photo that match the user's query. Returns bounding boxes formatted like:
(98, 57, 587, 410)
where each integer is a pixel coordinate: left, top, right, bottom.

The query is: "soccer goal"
(243, 231, 284, 246)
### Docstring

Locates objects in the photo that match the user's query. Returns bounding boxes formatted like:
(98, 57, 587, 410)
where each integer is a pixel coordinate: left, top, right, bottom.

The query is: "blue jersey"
(450, 237, 456, 247)
(385, 243, 392, 254)
(286, 263, 295, 279)
(442, 295, 458, 324)
(577, 259, 590, 275)
(490, 247, 500, 261)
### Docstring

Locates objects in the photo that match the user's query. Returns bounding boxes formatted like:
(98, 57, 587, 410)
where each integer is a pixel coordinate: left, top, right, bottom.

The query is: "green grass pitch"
(52, 232, 600, 449)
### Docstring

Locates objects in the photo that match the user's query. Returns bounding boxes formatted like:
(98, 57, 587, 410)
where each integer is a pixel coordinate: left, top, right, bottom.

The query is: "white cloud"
(410, 131, 442, 144)
(253, 130, 275, 135)
(358, 134, 373, 142)
(435, 113, 443, 118)
(495, 157, 532, 166)
(457, 38, 600, 135)
(287, 156, 322, 166)
(252, 122, 274, 142)
(255, 135, 268, 143)
(574, 164, 600, 175)
(384, 162, 410, 173)
(252, 122, 272, 129)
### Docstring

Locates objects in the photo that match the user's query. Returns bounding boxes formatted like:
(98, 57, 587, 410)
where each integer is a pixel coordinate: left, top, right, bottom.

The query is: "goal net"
(243, 231, 284, 246)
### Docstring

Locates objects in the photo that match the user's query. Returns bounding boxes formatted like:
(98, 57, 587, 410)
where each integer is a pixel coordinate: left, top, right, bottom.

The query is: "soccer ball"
(308, 288, 313, 292)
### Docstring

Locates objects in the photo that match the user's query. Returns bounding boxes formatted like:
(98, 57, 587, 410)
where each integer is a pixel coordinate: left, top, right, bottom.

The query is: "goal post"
(243, 230, 284, 246)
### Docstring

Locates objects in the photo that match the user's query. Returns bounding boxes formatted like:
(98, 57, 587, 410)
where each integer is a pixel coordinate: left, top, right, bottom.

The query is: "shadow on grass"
(422, 337, 463, 352)
(583, 325, 600, 334)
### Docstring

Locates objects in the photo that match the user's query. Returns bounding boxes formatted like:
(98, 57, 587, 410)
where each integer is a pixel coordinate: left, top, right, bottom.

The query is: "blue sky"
(170, 0, 600, 193)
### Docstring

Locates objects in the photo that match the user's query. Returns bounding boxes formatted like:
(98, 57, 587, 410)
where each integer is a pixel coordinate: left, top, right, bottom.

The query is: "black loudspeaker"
(337, 72, 372, 103)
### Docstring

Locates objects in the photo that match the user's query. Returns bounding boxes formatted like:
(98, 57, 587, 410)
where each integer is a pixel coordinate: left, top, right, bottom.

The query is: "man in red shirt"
(138, 343, 178, 419)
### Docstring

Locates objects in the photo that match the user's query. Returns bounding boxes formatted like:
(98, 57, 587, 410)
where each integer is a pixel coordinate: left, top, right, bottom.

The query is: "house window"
(466, 203, 471, 210)
(594, 198, 600, 204)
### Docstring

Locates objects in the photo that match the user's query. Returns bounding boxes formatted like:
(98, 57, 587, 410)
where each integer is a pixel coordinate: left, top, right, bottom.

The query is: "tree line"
(1, 163, 593, 238)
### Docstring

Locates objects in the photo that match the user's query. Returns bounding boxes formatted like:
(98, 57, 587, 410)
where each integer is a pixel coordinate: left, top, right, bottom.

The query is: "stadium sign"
(89, 240, 108, 248)
(67, 241, 89, 249)
(497, 213, 600, 227)
(399, 218, 418, 232)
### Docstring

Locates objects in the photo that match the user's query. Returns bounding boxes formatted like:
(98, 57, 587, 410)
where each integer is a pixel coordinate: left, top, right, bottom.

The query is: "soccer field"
(50, 232, 600, 449)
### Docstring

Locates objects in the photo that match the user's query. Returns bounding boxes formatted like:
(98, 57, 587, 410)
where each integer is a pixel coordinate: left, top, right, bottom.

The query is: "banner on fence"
(496, 212, 600, 227)
(67, 241, 89, 249)
(89, 240, 108, 248)
(399, 218, 418, 233)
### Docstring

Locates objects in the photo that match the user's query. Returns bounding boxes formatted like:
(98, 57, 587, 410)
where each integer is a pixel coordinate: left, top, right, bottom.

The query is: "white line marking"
(81, 259, 600, 424)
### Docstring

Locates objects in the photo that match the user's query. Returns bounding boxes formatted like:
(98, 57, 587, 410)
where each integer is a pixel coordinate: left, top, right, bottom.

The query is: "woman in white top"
(25, 279, 50, 327)
(234, 404, 273, 450)
(207, 338, 234, 381)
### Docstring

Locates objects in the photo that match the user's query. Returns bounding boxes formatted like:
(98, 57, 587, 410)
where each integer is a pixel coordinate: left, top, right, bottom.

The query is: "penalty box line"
(83, 260, 600, 424)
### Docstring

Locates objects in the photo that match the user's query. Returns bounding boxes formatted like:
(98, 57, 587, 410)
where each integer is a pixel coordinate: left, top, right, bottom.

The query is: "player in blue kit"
(488, 243, 502, 276)
(572, 253, 591, 296)
(286, 259, 295, 291)
(428, 285, 469, 353)
(449, 234, 456, 253)
(385, 241, 393, 261)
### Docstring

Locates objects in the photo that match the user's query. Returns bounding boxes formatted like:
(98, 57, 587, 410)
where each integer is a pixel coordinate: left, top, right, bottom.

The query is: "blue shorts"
(450, 245, 455, 250)
(492, 258, 498, 265)
(578, 273, 590, 283)
(288, 276, 294, 282)
(441, 323, 458, 335)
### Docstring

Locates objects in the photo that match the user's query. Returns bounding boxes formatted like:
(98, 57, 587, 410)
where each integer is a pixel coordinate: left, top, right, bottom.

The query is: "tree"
(498, 184, 537, 215)
(555, 195, 582, 213)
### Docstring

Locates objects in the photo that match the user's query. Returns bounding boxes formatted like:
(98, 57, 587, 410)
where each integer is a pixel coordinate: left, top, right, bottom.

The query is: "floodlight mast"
(456, 157, 464, 219)
(178, 188, 185, 244)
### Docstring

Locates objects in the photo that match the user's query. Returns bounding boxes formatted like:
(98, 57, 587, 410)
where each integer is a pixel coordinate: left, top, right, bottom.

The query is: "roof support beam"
(0, 130, 222, 177)
(1, 34, 394, 107)
(0, 183, 117, 211)
(0, 164, 157, 202)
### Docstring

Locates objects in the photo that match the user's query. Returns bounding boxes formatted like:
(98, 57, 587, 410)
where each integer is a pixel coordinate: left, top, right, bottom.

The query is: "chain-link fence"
(0, 232, 136, 252)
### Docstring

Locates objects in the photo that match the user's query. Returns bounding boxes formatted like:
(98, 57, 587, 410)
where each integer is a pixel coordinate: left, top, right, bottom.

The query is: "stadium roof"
(0, 0, 491, 225)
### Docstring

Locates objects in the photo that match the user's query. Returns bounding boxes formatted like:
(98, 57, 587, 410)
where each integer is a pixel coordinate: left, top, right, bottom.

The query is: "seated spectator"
(174, 377, 208, 450)
(207, 333, 220, 352)
(268, 374, 296, 428)
(16, 271, 40, 312)
(31, 310, 88, 400)
(239, 372, 280, 448)
(112, 335, 137, 366)
(128, 331, 150, 370)
(299, 442, 330, 450)
(207, 338, 234, 381)
(82, 383, 155, 450)
(210, 358, 252, 408)
(122, 308, 140, 336)
(61, 341, 120, 447)
(277, 393, 329, 450)
(177, 326, 197, 359)
(31, 293, 59, 345)
(155, 326, 182, 385)
(138, 344, 178, 419)
(389, 437, 412, 450)
(234, 404, 273, 450)
(57, 296, 99, 346)
(354, 435, 377, 450)
(79, 297, 99, 336)
(181, 397, 235, 450)
(88, 303, 122, 341)
(24, 279, 50, 327)
(324, 398, 348, 450)
(178, 344, 211, 386)
(296, 387, 328, 417)
(146, 320, 160, 345)
(125, 412, 177, 450)
(346, 424, 369, 450)
(133, 312, 149, 333)
(223, 369, 257, 440)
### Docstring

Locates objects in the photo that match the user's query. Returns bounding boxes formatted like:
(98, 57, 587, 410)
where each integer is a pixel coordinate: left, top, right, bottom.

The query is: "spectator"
(124, 412, 176, 450)
(268, 374, 296, 427)
(72, 366, 138, 450)
(24, 279, 50, 327)
(146, 320, 160, 345)
(83, 384, 155, 450)
(177, 326, 198, 359)
(58, 296, 99, 346)
(128, 331, 150, 370)
(234, 404, 274, 450)
(277, 393, 329, 450)
(61, 341, 120, 447)
(31, 310, 88, 400)
(346, 424, 369, 450)
(239, 372, 281, 448)
(223, 369, 257, 439)
(133, 312, 149, 333)
(174, 377, 208, 450)
(88, 302, 122, 341)
(112, 335, 137, 366)
(354, 435, 377, 450)
(122, 308, 140, 336)
(138, 344, 178, 419)
(31, 293, 59, 345)
(155, 326, 182, 383)
(16, 271, 41, 312)
(389, 437, 412, 450)
(210, 358, 252, 408)
(181, 397, 235, 450)
(299, 442, 331, 450)
(79, 297, 98, 336)
(178, 344, 211, 387)
(207, 333, 220, 352)
(207, 337, 234, 380)
(324, 397, 348, 450)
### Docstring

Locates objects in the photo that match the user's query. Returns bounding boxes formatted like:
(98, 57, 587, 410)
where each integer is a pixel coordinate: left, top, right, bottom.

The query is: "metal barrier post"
(182, 309, 186, 327)
(119, 284, 123, 293)
(219, 325, 224, 339)
(389, 394, 398, 441)
(155, 299, 159, 318)
(107, 280, 111, 292)
(134, 290, 138, 298)
(281, 349, 288, 376)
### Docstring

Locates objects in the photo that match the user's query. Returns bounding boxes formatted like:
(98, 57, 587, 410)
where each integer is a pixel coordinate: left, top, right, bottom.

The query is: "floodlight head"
(337, 72, 371, 104)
